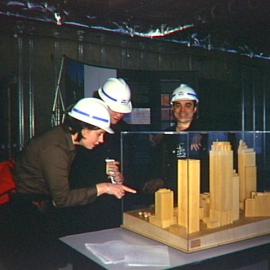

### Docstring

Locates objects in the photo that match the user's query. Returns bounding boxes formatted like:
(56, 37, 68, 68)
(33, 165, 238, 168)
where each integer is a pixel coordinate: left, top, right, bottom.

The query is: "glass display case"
(120, 131, 270, 253)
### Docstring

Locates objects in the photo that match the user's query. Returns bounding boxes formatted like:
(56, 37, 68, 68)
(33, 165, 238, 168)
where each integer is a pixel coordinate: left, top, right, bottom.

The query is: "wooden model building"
(177, 159, 200, 234)
(149, 188, 175, 228)
(204, 142, 239, 228)
(122, 140, 270, 252)
(238, 140, 257, 209)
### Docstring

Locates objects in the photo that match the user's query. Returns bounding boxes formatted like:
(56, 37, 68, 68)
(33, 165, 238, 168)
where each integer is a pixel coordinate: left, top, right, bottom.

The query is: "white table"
(60, 227, 270, 270)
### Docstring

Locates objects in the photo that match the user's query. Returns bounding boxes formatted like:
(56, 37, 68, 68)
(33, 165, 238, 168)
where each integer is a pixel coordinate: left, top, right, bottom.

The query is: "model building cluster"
(123, 139, 270, 252)
(149, 140, 270, 234)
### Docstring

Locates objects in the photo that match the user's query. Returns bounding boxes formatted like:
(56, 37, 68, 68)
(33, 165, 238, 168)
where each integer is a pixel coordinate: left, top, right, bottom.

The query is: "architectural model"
(122, 140, 270, 253)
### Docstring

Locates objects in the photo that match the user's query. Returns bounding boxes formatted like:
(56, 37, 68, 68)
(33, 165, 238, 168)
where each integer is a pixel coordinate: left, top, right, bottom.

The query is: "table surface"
(60, 227, 270, 270)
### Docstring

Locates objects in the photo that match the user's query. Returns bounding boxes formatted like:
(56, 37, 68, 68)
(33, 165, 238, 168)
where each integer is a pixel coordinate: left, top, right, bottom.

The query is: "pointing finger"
(122, 185, 137, 194)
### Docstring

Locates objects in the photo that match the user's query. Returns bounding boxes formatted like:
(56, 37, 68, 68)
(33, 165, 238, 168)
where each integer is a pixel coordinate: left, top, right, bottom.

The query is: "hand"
(107, 183, 136, 199)
(96, 183, 136, 199)
(110, 171, 124, 184)
(190, 134, 202, 151)
(190, 143, 201, 151)
(106, 160, 124, 184)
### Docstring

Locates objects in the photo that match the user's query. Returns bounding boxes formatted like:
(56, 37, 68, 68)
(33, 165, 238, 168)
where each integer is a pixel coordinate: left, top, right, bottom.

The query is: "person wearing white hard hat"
(169, 83, 199, 132)
(68, 78, 133, 232)
(70, 78, 132, 189)
(98, 77, 132, 116)
(11, 97, 136, 237)
(167, 83, 202, 151)
(143, 84, 203, 194)
(93, 77, 132, 162)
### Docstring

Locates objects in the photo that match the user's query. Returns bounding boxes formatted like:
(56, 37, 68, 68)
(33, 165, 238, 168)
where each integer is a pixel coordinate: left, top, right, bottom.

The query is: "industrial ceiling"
(1, 0, 270, 60)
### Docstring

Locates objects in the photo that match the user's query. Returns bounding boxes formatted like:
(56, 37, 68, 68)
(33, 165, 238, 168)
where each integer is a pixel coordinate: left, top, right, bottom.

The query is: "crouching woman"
(12, 98, 136, 237)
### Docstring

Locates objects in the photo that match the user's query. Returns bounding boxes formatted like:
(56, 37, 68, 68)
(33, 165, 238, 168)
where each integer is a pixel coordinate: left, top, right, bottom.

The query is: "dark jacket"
(15, 126, 97, 207)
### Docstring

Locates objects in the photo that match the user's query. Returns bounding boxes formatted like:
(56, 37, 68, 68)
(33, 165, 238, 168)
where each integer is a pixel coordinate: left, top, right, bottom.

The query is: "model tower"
(149, 188, 174, 228)
(238, 140, 257, 209)
(178, 159, 200, 234)
(206, 142, 238, 228)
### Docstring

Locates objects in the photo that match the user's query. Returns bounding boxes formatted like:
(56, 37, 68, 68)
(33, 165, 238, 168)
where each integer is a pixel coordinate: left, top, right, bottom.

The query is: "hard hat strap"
(72, 108, 109, 123)
(101, 87, 117, 102)
(187, 93, 197, 99)
(92, 116, 109, 123)
(73, 108, 89, 117)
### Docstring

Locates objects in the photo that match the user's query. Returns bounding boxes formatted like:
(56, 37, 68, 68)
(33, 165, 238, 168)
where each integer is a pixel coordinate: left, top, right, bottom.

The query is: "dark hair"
(194, 101, 199, 119)
(63, 114, 100, 142)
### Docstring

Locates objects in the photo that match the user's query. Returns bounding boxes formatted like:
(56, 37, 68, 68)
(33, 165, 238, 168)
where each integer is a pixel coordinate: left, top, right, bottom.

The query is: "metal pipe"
(29, 38, 35, 138)
(18, 34, 24, 150)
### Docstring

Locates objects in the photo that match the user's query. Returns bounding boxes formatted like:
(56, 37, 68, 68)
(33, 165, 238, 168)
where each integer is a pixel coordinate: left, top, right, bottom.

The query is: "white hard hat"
(98, 78, 132, 113)
(170, 84, 199, 104)
(68, 98, 114, 134)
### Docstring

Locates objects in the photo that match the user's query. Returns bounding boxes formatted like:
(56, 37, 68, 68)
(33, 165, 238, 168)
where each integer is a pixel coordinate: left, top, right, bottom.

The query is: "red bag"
(0, 160, 16, 205)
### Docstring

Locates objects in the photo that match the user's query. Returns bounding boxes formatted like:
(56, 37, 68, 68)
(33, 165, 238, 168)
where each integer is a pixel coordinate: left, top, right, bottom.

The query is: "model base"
(122, 209, 270, 253)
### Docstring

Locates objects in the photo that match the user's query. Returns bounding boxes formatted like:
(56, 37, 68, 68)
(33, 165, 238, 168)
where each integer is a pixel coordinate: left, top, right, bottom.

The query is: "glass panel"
(121, 131, 270, 253)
